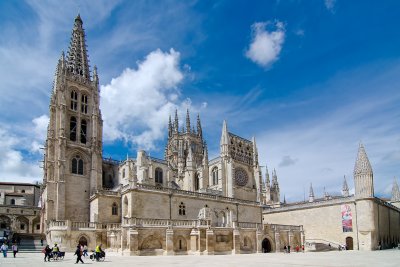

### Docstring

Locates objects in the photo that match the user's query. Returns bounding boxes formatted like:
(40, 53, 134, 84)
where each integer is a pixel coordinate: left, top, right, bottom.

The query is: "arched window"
(70, 116, 77, 141)
(195, 173, 200, 191)
(80, 119, 87, 144)
(155, 168, 163, 184)
(81, 94, 88, 114)
(179, 202, 186, 216)
(212, 167, 218, 185)
(112, 203, 118, 215)
(10, 199, 15, 205)
(71, 90, 78, 111)
(122, 169, 125, 178)
(123, 196, 128, 217)
(72, 155, 84, 175)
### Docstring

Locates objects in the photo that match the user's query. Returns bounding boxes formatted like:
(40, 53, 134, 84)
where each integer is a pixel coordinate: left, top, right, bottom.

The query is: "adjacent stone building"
(0, 182, 42, 236)
(263, 144, 400, 251)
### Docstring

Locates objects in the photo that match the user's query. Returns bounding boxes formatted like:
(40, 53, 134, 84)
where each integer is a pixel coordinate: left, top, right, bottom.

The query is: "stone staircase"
(14, 234, 46, 253)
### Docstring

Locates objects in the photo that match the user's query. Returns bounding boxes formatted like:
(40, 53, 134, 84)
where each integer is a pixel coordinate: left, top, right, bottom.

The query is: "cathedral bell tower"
(42, 15, 103, 224)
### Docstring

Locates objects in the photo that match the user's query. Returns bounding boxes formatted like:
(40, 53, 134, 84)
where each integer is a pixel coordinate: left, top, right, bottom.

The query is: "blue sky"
(1, 0, 400, 201)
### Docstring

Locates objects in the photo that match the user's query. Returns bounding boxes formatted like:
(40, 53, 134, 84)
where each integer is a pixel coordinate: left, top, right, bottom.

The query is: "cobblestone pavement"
(0, 250, 399, 267)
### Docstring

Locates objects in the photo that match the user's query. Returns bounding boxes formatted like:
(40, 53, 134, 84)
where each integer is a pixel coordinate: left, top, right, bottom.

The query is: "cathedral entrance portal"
(345, 237, 353, 250)
(262, 238, 272, 253)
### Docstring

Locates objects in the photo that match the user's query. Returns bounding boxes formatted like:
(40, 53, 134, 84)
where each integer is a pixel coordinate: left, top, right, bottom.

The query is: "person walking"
(12, 243, 18, 258)
(43, 245, 52, 262)
(82, 245, 88, 257)
(95, 244, 103, 261)
(1, 243, 8, 257)
(40, 238, 44, 246)
(74, 245, 84, 264)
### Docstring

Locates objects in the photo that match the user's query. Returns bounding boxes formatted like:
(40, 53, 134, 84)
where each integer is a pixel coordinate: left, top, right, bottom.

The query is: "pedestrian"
(52, 243, 59, 260)
(283, 245, 287, 253)
(40, 238, 44, 246)
(17, 236, 21, 245)
(43, 245, 52, 262)
(0, 242, 8, 257)
(287, 245, 291, 253)
(95, 244, 103, 261)
(83, 244, 88, 257)
(302, 244, 305, 253)
(74, 245, 84, 264)
(296, 245, 299, 252)
(12, 243, 18, 258)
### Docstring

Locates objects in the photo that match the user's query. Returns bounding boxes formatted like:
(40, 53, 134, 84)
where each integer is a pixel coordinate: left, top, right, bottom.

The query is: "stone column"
(28, 218, 33, 234)
(190, 228, 199, 255)
(274, 232, 280, 253)
(256, 230, 263, 253)
(206, 229, 215, 255)
(288, 231, 293, 249)
(165, 229, 174, 255)
(128, 228, 139, 256)
(232, 229, 240, 254)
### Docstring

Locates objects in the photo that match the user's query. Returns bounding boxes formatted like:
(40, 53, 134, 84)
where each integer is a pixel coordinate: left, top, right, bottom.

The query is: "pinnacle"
(353, 143, 373, 175)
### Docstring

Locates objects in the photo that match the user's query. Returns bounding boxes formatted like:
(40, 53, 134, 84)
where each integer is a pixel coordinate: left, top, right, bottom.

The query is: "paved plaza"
(0, 250, 399, 267)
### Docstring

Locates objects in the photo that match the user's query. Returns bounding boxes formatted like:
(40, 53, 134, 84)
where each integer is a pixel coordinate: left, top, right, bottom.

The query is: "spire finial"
(174, 109, 179, 132)
(392, 176, 400, 201)
(342, 175, 349, 197)
(309, 183, 314, 202)
(197, 113, 202, 138)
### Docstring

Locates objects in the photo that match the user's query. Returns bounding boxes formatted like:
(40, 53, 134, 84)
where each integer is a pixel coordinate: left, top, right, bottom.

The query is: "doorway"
(345, 237, 353, 250)
(262, 238, 272, 253)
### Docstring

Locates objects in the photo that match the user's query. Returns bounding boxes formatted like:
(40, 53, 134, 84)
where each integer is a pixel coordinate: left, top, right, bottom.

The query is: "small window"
(72, 155, 84, 175)
(36, 224, 40, 230)
(21, 190, 25, 193)
(81, 94, 88, 114)
(194, 173, 200, 191)
(0, 223, 5, 228)
(112, 203, 118, 215)
(70, 116, 77, 141)
(80, 119, 87, 144)
(34, 211, 36, 215)
(179, 202, 186, 216)
(11, 199, 15, 205)
(21, 210, 23, 214)
(20, 224, 25, 230)
(212, 167, 218, 185)
(122, 169, 125, 178)
(155, 168, 163, 184)
(70, 90, 78, 111)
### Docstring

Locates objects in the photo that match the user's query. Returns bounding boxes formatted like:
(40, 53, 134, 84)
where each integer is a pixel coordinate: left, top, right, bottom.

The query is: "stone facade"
(263, 144, 400, 251)
(0, 182, 41, 236)
(40, 15, 299, 255)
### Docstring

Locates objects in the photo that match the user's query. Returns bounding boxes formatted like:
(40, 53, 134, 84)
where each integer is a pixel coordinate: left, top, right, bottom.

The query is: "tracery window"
(212, 167, 218, 185)
(70, 90, 78, 111)
(179, 202, 186, 216)
(80, 119, 87, 144)
(72, 155, 84, 175)
(10, 199, 15, 205)
(70, 116, 77, 141)
(195, 173, 200, 191)
(155, 168, 163, 184)
(81, 94, 88, 114)
(112, 202, 118, 215)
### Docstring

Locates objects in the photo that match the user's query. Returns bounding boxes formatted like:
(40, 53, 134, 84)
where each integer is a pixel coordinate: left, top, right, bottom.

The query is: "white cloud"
(324, 0, 336, 12)
(0, 127, 42, 183)
(31, 115, 49, 153)
(100, 49, 186, 150)
(245, 21, 285, 68)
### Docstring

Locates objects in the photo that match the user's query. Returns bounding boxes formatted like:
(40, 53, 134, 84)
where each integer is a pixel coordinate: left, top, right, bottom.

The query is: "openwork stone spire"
(342, 175, 349, 197)
(186, 109, 191, 133)
(66, 14, 90, 80)
(197, 114, 202, 138)
(353, 143, 373, 176)
(392, 177, 400, 201)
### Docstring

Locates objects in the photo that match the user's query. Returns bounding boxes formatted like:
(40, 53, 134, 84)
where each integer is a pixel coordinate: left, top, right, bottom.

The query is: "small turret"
(220, 120, 230, 158)
(391, 177, 400, 202)
(252, 136, 259, 166)
(342, 175, 350, 197)
(174, 109, 179, 133)
(197, 114, 202, 139)
(168, 115, 172, 138)
(353, 143, 374, 199)
(309, 183, 314, 202)
(186, 109, 191, 133)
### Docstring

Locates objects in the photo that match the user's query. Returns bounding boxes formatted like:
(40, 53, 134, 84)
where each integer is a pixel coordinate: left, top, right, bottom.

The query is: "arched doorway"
(345, 237, 353, 250)
(262, 238, 272, 253)
(79, 236, 88, 246)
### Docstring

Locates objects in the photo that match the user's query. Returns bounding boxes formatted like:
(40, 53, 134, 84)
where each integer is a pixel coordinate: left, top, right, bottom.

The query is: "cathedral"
(38, 15, 400, 255)
(40, 15, 300, 255)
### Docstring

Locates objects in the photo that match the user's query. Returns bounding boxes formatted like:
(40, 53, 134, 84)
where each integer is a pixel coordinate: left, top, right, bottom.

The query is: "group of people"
(43, 243, 62, 261)
(0, 242, 19, 258)
(74, 243, 104, 264)
(283, 244, 304, 253)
